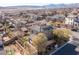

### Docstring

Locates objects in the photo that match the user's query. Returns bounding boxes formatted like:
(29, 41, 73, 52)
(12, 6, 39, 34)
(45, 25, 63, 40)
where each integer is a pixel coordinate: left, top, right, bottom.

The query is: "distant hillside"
(0, 3, 79, 9)
(44, 3, 79, 8)
(3, 5, 44, 9)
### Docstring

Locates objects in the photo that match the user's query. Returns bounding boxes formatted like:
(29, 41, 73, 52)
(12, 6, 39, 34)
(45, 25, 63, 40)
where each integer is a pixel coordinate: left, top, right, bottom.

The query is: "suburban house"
(65, 14, 79, 29)
(46, 14, 65, 22)
(15, 41, 38, 55)
(73, 17, 79, 30)
(65, 14, 77, 25)
(29, 25, 53, 40)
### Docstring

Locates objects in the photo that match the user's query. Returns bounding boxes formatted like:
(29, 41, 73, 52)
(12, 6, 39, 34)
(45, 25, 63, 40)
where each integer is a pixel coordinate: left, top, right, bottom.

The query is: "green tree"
(53, 28, 71, 45)
(47, 21, 64, 27)
(8, 31, 14, 38)
(21, 36, 29, 48)
(47, 21, 53, 26)
(32, 33, 48, 54)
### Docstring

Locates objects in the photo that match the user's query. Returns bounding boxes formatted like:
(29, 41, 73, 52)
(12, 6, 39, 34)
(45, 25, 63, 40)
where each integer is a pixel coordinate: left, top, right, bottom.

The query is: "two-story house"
(65, 14, 79, 29)
(65, 14, 77, 25)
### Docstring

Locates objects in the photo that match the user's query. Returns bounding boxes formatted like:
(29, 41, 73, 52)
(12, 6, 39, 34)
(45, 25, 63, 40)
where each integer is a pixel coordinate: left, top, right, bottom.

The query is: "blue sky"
(0, 0, 79, 6)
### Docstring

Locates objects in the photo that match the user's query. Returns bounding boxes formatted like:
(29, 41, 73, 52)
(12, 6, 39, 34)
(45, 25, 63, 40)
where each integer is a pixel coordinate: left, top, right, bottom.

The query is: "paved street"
(52, 43, 78, 55)
(71, 31, 79, 39)
(50, 31, 79, 55)
(51, 41, 79, 55)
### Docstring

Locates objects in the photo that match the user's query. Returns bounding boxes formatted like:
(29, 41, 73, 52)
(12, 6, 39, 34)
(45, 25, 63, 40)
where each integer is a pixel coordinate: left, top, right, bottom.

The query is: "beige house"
(65, 13, 79, 30)
(65, 14, 77, 25)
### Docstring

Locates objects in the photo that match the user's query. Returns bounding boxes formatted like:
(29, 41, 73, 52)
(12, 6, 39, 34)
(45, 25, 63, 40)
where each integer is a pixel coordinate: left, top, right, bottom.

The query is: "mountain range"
(44, 3, 79, 8)
(1, 3, 79, 9)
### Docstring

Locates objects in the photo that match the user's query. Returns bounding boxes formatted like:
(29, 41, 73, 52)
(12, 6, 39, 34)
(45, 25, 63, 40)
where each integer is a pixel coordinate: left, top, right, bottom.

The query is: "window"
(75, 24, 77, 26)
